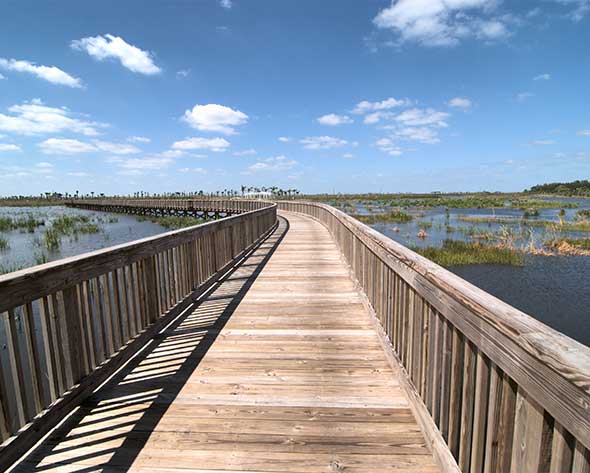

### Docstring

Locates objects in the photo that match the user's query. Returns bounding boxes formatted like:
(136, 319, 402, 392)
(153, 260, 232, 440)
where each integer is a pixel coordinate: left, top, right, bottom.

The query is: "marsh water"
(1, 202, 590, 346)
(335, 197, 590, 346)
(0, 206, 169, 271)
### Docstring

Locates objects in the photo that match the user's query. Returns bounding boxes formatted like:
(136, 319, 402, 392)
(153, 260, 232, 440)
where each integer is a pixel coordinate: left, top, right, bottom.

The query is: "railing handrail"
(0, 200, 277, 470)
(278, 200, 590, 469)
(285, 201, 590, 378)
(0, 204, 276, 314)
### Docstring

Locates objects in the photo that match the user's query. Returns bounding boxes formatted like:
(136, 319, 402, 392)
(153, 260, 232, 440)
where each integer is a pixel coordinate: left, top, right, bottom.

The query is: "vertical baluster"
(22, 303, 44, 414)
(448, 328, 464, 459)
(470, 351, 491, 473)
(549, 423, 574, 473)
(2, 309, 30, 428)
(572, 440, 590, 473)
(37, 297, 59, 402)
(459, 341, 477, 470)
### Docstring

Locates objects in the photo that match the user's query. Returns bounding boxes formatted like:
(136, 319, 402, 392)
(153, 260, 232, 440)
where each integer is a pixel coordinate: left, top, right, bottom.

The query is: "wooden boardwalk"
(15, 213, 439, 473)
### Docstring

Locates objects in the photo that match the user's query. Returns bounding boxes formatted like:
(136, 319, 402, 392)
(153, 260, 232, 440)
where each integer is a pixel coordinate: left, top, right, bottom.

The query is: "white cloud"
(67, 172, 90, 177)
(317, 114, 353, 126)
(172, 136, 230, 152)
(375, 137, 403, 156)
(353, 97, 408, 114)
(577, 130, 590, 136)
(300, 136, 348, 150)
(278, 136, 291, 142)
(534, 73, 551, 81)
(553, 0, 590, 21)
(342, 153, 354, 159)
(71, 34, 161, 75)
(220, 0, 232, 8)
(244, 155, 297, 174)
(176, 69, 190, 78)
(0, 143, 21, 152)
(182, 104, 248, 134)
(179, 167, 207, 174)
(94, 140, 140, 155)
(233, 148, 257, 156)
(448, 97, 472, 109)
(395, 108, 449, 127)
(156, 149, 187, 158)
(127, 136, 150, 143)
(530, 140, 556, 146)
(110, 156, 174, 172)
(0, 58, 82, 88)
(0, 99, 104, 136)
(39, 138, 97, 154)
(394, 126, 440, 144)
(0, 73, 5, 80)
(374, 0, 510, 47)
(36, 162, 53, 168)
(517, 92, 535, 102)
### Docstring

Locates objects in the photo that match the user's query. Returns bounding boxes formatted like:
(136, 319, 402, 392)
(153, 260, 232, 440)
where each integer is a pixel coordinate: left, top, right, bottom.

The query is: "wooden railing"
(68, 198, 271, 214)
(278, 201, 590, 473)
(0, 202, 277, 469)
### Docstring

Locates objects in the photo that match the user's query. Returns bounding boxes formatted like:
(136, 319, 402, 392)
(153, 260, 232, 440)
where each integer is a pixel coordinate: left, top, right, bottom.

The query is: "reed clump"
(415, 239, 525, 267)
(351, 210, 413, 224)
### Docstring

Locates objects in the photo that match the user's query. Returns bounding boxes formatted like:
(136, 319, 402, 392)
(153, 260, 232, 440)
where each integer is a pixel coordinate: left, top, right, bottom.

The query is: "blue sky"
(0, 0, 589, 196)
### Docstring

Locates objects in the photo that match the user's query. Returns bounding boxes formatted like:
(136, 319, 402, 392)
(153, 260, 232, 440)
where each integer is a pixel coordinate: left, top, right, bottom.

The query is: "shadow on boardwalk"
(14, 218, 288, 472)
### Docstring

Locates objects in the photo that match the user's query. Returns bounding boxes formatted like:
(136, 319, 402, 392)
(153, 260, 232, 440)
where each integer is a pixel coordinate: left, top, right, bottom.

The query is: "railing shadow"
(13, 217, 289, 472)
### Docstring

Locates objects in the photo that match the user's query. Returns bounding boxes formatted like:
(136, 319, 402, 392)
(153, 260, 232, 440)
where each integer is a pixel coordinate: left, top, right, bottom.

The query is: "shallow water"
(338, 199, 590, 347)
(0, 206, 168, 271)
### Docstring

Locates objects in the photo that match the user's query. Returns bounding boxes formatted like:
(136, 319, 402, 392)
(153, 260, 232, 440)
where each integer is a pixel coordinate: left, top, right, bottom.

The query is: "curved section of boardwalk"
(15, 213, 439, 473)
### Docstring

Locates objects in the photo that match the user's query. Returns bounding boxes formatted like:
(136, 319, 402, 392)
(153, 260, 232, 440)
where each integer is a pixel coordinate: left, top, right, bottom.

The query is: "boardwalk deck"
(14, 213, 440, 473)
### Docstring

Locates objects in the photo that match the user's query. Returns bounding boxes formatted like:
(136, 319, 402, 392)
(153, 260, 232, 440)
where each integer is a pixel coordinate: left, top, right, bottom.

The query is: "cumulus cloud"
(300, 136, 349, 150)
(278, 136, 292, 142)
(375, 138, 403, 156)
(394, 126, 441, 144)
(534, 73, 551, 81)
(39, 138, 97, 154)
(127, 136, 150, 143)
(373, 0, 511, 47)
(0, 99, 105, 136)
(243, 155, 297, 174)
(393, 108, 449, 128)
(353, 97, 408, 114)
(553, 0, 590, 21)
(0, 73, 5, 80)
(71, 34, 161, 75)
(172, 136, 230, 152)
(94, 140, 140, 155)
(0, 143, 21, 152)
(448, 97, 472, 109)
(317, 114, 353, 126)
(0, 58, 82, 88)
(233, 148, 257, 156)
(220, 0, 232, 8)
(179, 167, 207, 174)
(529, 140, 556, 146)
(38, 138, 140, 155)
(182, 104, 248, 134)
(517, 92, 535, 102)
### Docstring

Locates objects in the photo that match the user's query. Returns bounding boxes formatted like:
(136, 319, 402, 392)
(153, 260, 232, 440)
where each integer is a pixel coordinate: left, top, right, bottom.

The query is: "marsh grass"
(351, 210, 413, 224)
(415, 239, 525, 267)
(0, 236, 9, 250)
(0, 215, 45, 232)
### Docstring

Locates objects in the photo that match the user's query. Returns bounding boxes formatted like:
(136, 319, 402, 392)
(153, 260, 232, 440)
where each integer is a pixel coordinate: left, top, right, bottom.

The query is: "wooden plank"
(470, 351, 490, 473)
(280, 202, 590, 453)
(510, 388, 551, 472)
(549, 423, 574, 473)
(573, 440, 590, 473)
